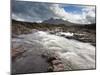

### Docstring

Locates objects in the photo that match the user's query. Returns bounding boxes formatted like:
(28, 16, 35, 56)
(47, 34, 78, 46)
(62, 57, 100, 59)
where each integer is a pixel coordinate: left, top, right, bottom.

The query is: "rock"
(48, 66, 53, 72)
(52, 60, 62, 65)
(56, 63, 64, 68)
(53, 64, 64, 71)
(12, 45, 26, 61)
(41, 51, 65, 72)
(47, 57, 57, 62)
(41, 53, 48, 58)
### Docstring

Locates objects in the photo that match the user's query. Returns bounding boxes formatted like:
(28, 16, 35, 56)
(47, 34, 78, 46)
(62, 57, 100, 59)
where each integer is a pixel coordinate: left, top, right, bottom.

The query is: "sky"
(12, 0, 96, 24)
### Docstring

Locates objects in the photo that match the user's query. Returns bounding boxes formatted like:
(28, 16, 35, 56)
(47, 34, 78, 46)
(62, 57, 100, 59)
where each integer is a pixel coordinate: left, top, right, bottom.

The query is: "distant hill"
(12, 19, 96, 32)
(43, 18, 96, 29)
(42, 18, 74, 26)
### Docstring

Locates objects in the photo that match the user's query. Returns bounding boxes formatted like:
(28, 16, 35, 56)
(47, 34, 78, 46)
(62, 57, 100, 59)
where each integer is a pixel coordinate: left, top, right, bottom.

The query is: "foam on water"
(56, 32, 74, 37)
(18, 31, 95, 70)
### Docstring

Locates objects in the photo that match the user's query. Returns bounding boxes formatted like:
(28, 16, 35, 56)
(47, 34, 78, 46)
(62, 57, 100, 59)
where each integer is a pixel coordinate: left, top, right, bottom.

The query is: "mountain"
(42, 18, 74, 26)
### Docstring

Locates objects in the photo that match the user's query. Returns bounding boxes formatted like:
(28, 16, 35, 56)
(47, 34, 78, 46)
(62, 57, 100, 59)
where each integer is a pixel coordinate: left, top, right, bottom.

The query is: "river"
(12, 30, 95, 74)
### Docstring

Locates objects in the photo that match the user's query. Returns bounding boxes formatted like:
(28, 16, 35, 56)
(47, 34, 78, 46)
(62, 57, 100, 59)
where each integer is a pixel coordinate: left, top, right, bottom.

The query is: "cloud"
(12, 0, 96, 24)
(49, 4, 95, 24)
(49, 4, 82, 22)
(12, 1, 59, 22)
(82, 6, 96, 24)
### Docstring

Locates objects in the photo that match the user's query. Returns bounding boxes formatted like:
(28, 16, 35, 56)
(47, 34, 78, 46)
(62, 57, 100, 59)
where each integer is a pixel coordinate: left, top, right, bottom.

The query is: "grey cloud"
(12, 1, 58, 22)
(86, 16, 95, 24)
(12, 0, 96, 24)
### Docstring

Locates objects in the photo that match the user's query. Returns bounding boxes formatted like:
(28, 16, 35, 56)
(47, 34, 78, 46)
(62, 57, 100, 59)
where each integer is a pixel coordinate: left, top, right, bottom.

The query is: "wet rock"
(45, 54, 65, 72)
(52, 60, 62, 65)
(12, 47, 26, 61)
(41, 51, 65, 72)
(41, 53, 48, 58)
(47, 57, 57, 62)
(48, 66, 53, 72)
(53, 63, 64, 71)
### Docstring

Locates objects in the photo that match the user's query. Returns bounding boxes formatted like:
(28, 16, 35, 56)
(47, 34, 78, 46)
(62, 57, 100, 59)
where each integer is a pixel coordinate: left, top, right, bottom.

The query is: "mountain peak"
(42, 18, 74, 26)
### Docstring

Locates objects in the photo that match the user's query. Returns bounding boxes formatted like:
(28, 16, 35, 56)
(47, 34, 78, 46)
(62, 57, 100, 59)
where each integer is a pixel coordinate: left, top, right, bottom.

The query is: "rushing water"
(12, 31, 95, 74)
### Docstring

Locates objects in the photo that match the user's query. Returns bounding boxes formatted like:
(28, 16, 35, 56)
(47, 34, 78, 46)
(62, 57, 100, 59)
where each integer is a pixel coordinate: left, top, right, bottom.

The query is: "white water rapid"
(12, 31, 95, 74)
